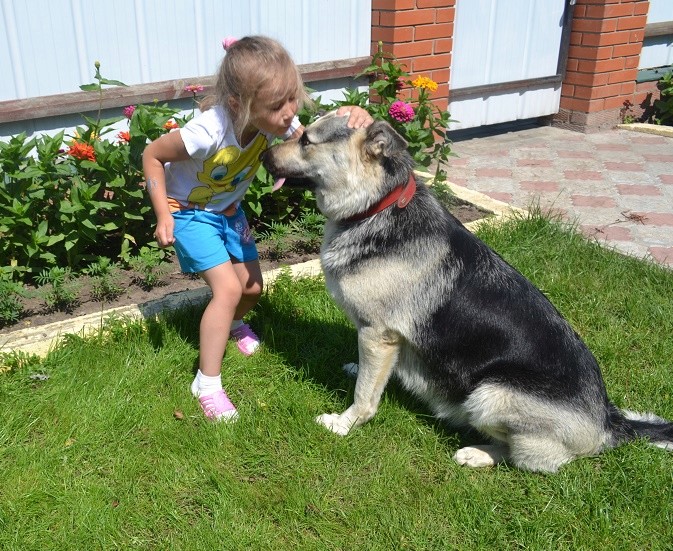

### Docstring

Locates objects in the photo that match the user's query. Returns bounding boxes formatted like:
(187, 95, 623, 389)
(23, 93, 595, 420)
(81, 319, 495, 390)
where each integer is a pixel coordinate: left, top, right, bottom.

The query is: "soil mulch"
(1, 198, 488, 336)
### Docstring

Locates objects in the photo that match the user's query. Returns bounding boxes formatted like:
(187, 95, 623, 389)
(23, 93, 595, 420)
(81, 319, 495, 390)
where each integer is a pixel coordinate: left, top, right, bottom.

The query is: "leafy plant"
(257, 222, 295, 261)
(83, 257, 124, 301)
(78, 59, 128, 139)
(333, 41, 454, 182)
(0, 275, 26, 327)
(129, 247, 170, 290)
(653, 71, 673, 126)
(34, 267, 80, 312)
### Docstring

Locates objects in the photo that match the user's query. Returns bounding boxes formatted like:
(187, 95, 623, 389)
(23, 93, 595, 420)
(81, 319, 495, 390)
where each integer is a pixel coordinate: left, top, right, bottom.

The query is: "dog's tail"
(610, 406, 673, 450)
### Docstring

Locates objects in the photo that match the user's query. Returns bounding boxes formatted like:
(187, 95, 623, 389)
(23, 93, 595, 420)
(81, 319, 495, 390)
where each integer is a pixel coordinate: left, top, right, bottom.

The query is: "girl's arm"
(142, 130, 191, 247)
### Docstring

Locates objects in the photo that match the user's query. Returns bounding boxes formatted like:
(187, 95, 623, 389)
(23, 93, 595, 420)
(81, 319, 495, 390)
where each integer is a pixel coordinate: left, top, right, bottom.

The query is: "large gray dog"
(261, 111, 673, 472)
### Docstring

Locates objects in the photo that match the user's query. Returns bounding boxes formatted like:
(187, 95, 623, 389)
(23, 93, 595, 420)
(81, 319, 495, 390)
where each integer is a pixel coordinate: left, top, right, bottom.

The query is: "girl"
(143, 35, 372, 421)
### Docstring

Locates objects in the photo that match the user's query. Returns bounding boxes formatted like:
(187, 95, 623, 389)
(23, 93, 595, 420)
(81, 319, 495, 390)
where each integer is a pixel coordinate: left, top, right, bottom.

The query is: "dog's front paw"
(316, 413, 353, 436)
(454, 446, 500, 468)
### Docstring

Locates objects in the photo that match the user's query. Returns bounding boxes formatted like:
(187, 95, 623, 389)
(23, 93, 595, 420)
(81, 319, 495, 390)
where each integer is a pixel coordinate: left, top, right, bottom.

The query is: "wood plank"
(449, 75, 563, 101)
(645, 21, 673, 38)
(0, 57, 371, 124)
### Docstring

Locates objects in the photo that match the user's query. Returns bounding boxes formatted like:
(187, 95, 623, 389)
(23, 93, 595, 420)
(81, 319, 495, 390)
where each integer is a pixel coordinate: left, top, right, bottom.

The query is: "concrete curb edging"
(1, 179, 518, 359)
(616, 123, 673, 138)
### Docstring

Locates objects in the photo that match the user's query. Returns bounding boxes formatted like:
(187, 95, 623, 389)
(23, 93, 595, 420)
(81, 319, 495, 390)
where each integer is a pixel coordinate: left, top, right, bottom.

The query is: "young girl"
(143, 35, 372, 421)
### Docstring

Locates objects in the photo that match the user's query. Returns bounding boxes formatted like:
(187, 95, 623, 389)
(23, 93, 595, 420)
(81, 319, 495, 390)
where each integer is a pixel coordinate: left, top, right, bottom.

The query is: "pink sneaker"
(198, 389, 238, 422)
(230, 324, 260, 356)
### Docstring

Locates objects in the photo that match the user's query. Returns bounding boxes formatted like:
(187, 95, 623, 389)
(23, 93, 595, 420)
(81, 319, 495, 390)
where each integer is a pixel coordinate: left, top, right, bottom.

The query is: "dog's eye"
(300, 133, 311, 147)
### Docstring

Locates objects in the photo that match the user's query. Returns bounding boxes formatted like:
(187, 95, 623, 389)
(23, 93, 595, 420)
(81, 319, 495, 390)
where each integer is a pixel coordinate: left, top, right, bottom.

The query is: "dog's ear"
(364, 121, 408, 159)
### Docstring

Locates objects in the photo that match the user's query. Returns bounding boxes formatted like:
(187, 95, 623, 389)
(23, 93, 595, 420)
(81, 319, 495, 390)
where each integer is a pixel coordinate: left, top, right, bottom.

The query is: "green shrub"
(0, 275, 26, 327)
(83, 257, 124, 302)
(0, 63, 188, 281)
(333, 41, 454, 183)
(128, 247, 171, 290)
(653, 71, 673, 126)
(34, 267, 81, 312)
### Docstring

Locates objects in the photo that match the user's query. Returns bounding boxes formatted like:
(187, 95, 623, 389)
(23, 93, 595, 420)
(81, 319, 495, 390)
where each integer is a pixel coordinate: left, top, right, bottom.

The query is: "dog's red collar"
(347, 173, 417, 222)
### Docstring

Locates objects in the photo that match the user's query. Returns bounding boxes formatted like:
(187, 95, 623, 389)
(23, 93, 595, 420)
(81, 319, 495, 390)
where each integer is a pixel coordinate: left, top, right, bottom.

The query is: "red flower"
(68, 141, 96, 161)
(117, 130, 131, 143)
(163, 120, 179, 130)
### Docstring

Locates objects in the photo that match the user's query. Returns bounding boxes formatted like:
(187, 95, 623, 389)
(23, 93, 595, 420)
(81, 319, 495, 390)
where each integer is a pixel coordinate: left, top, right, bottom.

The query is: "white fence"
(639, 0, 673, 69)
(0, 0, 371, 139)
(448, 0, 568, 130)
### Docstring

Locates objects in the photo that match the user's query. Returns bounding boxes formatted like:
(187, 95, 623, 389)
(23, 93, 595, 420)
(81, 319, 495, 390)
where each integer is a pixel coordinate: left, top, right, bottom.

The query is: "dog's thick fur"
(262, 111, 673, 472)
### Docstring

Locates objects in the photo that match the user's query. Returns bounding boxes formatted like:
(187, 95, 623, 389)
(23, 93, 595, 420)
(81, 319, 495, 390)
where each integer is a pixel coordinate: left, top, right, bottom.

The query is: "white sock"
(230, 319, 243, 332)
(190, 370, 222, 398)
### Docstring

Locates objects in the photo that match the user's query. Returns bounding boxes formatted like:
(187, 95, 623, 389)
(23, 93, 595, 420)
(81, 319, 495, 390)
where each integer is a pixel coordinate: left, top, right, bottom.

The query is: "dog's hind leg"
(453, 437, 574, 472)
(316, 327, 400, 436)
(506, 434, 576, 473)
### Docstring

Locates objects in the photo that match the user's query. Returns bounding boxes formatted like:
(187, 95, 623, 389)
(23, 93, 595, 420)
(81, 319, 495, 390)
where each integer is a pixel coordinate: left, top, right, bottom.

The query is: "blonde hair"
(202, 36, 312, 139)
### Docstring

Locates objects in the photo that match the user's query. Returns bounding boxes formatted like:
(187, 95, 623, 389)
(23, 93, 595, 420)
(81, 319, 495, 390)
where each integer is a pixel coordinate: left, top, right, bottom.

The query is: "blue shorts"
(171, 206, 258, 273)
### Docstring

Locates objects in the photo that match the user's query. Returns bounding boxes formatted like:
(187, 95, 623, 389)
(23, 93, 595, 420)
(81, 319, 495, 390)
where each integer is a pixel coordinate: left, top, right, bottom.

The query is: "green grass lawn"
(2, 211, 673, 550)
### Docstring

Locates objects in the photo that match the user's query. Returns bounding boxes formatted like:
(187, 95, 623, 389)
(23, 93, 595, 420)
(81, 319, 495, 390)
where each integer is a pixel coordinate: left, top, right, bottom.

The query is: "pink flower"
(184, 84, 204, 94)
(123, 105, 136, 119)
(388, 100, 415, 123)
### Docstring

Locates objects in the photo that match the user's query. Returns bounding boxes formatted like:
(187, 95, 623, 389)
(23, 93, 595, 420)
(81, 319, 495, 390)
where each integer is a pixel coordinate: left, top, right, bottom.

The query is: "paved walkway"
(445, 125, 673, 268)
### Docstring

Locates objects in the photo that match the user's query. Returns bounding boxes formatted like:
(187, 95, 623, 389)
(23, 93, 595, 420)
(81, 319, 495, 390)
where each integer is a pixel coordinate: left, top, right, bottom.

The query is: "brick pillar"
(371, 0, 455, 112)
(554, 0, 649, 132)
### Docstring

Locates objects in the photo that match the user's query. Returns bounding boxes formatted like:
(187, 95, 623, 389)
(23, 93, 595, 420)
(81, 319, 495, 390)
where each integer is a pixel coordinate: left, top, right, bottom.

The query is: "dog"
(261, 111, 673, 472)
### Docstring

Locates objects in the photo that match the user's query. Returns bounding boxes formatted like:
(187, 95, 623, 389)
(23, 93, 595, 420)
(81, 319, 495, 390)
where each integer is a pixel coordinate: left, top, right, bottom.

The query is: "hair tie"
(222, 37, 238, 50)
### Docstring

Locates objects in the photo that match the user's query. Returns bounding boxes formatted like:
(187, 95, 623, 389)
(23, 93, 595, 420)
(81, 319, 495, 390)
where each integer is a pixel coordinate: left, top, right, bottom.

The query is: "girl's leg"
(198, 261, 243, 376)
(231, 259, 263, 320)
(190, 261, 242, 421)
(229, 259, 263, 355)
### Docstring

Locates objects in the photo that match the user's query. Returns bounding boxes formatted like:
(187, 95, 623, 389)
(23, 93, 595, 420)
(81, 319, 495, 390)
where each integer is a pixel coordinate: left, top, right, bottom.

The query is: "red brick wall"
(554, 0, 650, 131)
(371, 0, 455, 111)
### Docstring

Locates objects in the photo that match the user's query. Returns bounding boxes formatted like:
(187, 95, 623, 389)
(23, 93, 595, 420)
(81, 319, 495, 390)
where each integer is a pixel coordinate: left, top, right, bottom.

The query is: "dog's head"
(261, 111, 413, 220)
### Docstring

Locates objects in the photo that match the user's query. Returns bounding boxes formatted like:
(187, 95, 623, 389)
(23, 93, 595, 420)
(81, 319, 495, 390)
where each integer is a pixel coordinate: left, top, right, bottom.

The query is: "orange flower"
(412, 76, 438, 92)
(163, 120, 179, 130)
(117, 130, 131, 143)
(68, 141, 96, 161)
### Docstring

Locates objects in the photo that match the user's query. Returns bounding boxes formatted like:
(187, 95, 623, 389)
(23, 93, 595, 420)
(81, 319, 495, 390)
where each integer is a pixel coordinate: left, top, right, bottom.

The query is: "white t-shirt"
(164, 105, 300, 213)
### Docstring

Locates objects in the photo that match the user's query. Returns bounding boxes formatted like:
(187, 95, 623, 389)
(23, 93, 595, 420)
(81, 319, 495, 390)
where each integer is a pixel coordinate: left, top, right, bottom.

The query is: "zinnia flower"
(163, 120, 179, 130)
(117, 130, 130, 143)
(68, 141, 96, 162)
(388, 100, 415, 123)
(412, 76, 438, 92)
(123, 105, 136, 119)
(184, 84, 204, 94)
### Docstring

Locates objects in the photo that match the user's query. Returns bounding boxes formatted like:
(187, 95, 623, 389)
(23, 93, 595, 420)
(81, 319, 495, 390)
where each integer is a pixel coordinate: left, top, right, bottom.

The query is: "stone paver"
(445, 126, 673, 268)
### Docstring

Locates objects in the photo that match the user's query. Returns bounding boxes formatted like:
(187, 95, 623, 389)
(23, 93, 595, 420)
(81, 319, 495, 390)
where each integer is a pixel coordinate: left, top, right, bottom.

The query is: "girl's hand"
(154, 216, 176, 248)
(336, 106, 374, 129)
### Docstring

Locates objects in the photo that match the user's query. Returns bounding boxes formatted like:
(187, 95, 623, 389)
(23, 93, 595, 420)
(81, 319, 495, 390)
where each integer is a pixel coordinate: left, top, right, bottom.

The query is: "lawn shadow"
(145, 302, 204, 377)
(253, 274, 476, 450)
(142, 273, 485, 454)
